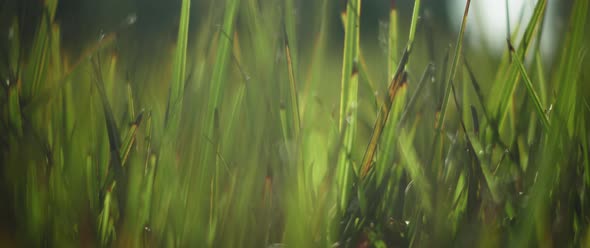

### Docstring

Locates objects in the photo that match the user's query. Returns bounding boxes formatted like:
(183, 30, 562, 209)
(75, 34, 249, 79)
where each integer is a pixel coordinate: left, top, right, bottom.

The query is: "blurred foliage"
(1, 0, 589, 247)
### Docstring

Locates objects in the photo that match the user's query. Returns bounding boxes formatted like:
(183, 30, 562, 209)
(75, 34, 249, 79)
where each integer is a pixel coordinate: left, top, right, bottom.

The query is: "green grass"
(1, 0, 589, 247)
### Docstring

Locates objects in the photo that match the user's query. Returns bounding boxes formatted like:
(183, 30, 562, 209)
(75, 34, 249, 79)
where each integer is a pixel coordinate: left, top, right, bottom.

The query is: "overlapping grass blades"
(1, 0, 589, 247)
(513, 0, 588, 246)
(165, 0, 190, 132)
(487, 0, 547, 138)
(510, 45, 550, 130)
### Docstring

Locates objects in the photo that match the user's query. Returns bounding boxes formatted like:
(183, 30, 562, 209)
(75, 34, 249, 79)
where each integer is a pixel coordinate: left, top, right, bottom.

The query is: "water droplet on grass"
(125, 13, 137, 25)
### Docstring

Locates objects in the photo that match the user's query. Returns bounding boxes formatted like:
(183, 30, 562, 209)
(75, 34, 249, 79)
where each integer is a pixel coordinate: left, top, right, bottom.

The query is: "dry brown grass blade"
(359, 48, 409, 179)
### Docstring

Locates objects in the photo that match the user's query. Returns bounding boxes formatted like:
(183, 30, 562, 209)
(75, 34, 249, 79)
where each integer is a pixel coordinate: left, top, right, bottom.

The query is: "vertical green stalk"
(406, 0, 420, 52)
(165, 0, 191, 132)
(337, 0, 361, 213)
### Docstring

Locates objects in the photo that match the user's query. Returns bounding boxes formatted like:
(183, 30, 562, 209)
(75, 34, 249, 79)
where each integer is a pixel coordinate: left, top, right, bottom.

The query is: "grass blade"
(336, 0, 362, 213)
(165, 0, 190, 131)
(359, 49, 409, 179)
(509, 45, 550, 130)
(437, 0, 471, 130)
(489, 0, 547, 131)
(388, 0, 399, 80)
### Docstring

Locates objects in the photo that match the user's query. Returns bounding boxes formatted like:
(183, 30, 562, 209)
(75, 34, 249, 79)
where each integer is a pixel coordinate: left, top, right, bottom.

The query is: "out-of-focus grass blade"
(471, 105, 479, 135)
(135, 112, 154, 235)
(514, 0, 587, 245)
(7, 19, 21, 79)
(120, 110, 144, 166)
(299, 0, 332, 121)
(467, 133, 499, 201)
(388, 0, 399, 80)
(223, 34, 247, 150)
(127, 83, 136, 122)
(91, 59, 129, 247)
(86, 155, 98, 211)
(532, 28, 548, 107)
(98, 181, 117, 246)
(398, 131, 432, 213)
(201, 0, 240, 164)
(23, 33, 117, 115)
(92, 59, 121, 169)
(24, 1, 58, 99)
(285, 0, 299, 94)
(358, 52, 382, 108)
(200, 0, 240, 244)
(283, 28, 301, 141)
(399, 63, 433, 125)
(7, 84, 23, 136)
(553, 0, 587, 137)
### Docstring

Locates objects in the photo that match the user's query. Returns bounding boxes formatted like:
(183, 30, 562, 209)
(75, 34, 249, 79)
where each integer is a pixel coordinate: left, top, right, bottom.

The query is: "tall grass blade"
(359, 49, 409, 179)
(165, 0, 190, 131)
(388, 0, 399, 80)
(437, 0, 471, 130)
(336, 0, 361, 213)
(509, 46, 550, 130)
(406, 0, 421, 52)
